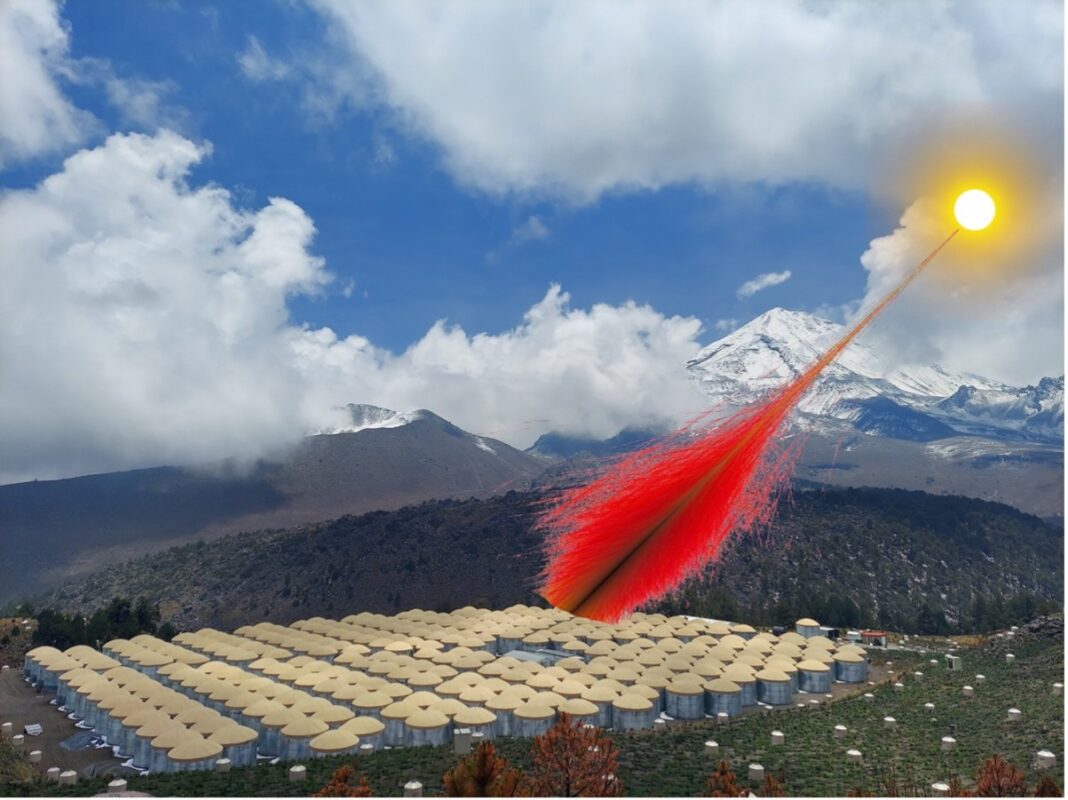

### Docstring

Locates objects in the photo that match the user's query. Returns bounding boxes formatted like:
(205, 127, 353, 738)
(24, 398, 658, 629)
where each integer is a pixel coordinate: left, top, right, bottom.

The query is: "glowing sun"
(954, 189, 996, 231)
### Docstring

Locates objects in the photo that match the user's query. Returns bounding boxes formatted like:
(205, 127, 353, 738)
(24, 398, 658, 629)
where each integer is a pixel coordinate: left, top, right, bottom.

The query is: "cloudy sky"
(0, 0, 1062, 483)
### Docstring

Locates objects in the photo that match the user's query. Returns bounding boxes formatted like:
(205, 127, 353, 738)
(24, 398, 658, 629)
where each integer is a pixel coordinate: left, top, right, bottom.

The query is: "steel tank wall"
(664, 691, 704, 720)
(798, 670, 831, 693)
(280, 735, 314, 761)
(220, 741, 258, 767)
(756, 680, 792, 706)
(836, 661, 868, 683)
(491, 710, 516, 738)
(705, 691, 742, 718)
(408, 724, 449, 747)
(612, 706, 657, 731)
(513, 715, 555, 738)
(737, 681, 757, 707)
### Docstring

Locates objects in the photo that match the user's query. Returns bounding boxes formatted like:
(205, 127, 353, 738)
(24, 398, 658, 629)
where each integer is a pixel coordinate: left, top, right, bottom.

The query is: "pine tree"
(313, 765, 374, 797)
(524, 713, 623, 797)
(975, 755, 1027, 797)
(705, 760, 746, 797)
(443, 741, 523, 797)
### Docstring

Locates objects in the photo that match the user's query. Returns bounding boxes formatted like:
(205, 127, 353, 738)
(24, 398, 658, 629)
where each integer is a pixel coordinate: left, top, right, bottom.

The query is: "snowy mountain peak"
(318, 404, 425, 435)
(687, 308, 1062, 443)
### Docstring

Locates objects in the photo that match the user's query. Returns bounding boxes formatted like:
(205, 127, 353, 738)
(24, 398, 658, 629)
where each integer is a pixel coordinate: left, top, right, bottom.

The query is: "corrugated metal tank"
(664, 682, 705, 720)
(611, 694, 657, 731)
(704, 679, 743, 718)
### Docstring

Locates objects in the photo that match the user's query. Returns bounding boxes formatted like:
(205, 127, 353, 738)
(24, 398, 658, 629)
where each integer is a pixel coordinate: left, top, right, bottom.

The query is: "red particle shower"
(538, 230, 958, 623)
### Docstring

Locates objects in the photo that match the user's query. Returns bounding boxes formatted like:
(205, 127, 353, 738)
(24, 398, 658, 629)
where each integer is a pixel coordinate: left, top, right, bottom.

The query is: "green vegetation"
(29, 596, 178, 650)
(5, 627, 1061, 797)
(35, 488, 1062, 637)
(660, 488, 1061, 635)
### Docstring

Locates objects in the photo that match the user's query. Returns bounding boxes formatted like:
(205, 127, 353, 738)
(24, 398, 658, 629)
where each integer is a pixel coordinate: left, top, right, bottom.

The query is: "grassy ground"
(3, 636, 1061, 797)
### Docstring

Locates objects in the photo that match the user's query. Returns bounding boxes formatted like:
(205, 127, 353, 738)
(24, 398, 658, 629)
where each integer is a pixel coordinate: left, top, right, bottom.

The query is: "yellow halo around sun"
(954, 189, 996, 231)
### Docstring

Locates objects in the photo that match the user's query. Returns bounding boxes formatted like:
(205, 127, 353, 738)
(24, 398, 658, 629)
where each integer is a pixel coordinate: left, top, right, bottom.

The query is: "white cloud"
(0, 0, 95, 166)
(306, 0, 1061, 201)
(486, 215, 550, 262)
(714, 318, 738, 332)
(0, 131, 708, 482)
(237, 35, 291, 82)
(737, 270, 792, 298)
(849, 201, 1063, 385)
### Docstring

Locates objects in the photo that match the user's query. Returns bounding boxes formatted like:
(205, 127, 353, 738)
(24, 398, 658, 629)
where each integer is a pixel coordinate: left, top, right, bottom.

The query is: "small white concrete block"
(932, 782, 950, 797)
(893, 682, 904, 692)
(883, 716, 896, 729)
(453, 729, 472, 755)
(1036, 750, 1056, 769)
(975, 674, 985, 684)
(716, 711, 729, 724)
(748, 764, 765, 783)
(924, 702, 935, 712)
(771, 730, 784, 746)
(962, 685, 975, 697)
(942, 736, 957, 752)
(914, 671, 925, 681)
(705, 740, 719, 757)
(404, 780, 424, 797)
(289, 765, 306, 782)
(833, 725, 847, 738)
(1006, 653, 1015, 664)
(46, 767, 61, 782)
(653, 718, 667, 729)
(59, 770, 78, 786)
(215, 758, 231, 774)
(359, 743, 375, 754)
(863, 692, 875, 701)
(107, 779, 128, 794)
(28, 750, 41, 763)
(846, 749, 863, 764)
(1007, 708, 1022, 722)
(11, 734, 23, 747)
(0, 722, 10, 738)
(1052, 682, 1062, 696)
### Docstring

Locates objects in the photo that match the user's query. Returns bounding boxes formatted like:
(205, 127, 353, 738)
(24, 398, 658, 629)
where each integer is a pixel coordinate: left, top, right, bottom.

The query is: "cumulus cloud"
(0, 0, 95, 166)
(0, 131, 708, 482)
(714, 318, 738, 333)
(737, 270, 792, 298)
(306, 0, 1061, 201)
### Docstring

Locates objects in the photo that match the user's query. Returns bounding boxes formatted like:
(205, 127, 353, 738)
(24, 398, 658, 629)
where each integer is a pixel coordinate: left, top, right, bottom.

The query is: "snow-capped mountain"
(687, 308, 1063, 444)
(318, 403, 425, 435)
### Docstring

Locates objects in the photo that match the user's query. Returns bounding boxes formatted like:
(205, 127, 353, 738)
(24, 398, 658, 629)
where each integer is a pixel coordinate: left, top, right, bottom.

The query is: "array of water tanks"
(22, 609, 869, 771)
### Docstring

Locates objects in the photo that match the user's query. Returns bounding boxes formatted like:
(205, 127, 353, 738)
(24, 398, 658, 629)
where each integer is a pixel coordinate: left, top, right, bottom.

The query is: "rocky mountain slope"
(35, 487, 1062, 636)
(0, 407, 544, 603)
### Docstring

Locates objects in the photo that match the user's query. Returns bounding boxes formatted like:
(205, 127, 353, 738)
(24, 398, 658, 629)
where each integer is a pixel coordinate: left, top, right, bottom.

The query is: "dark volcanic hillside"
(0, 411, 544, 602)
(36, 487, 1062, 634)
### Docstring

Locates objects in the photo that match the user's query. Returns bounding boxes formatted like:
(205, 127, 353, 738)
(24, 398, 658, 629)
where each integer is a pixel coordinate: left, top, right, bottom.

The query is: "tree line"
(15, 596, 178, 650)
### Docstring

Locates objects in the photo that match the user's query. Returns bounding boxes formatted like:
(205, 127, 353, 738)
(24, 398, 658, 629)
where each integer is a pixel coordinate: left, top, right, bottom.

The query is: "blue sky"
(0, 0, 1061, 480)
(5, 0, 892, 352)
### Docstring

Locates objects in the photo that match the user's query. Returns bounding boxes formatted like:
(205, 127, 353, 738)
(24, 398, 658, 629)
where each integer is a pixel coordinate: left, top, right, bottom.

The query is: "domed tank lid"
(513, 701, 555, 720)
(459, 685, 496, 703)
(834, 651, 865, 664)
(121, 709, 167, 731)
(755, 668, 790, 682)
(580, 685, 619, 703)
(168, 736, 223, 763)
(281, 716, 329, 738)
(380, 701, 419, 720)
(429, 698, 468, 718)
(341, 716, 386, 736)
(312, 704, 356, 725)
(806, 636, 835, 649)
(797, 659, 832, 672)
(796, 618, 819, 627)
(705, 678, 741, 693)
(208, 725, 258, 746)
(722, 664, 755, 681)
(406, 708, 450, 729)
(243, 699, 286, 719)
(150, 725, 194, 750)
(666, 679, 705, 696)
(309, 729, 359, 753)
(352, 690, 392, 708)
(261, 708, 306, 728)
(612, 693, 653, 711)
(452, 705, 497, 726)
(485, 693, 523, 711)
(559, 698, 599, 716)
